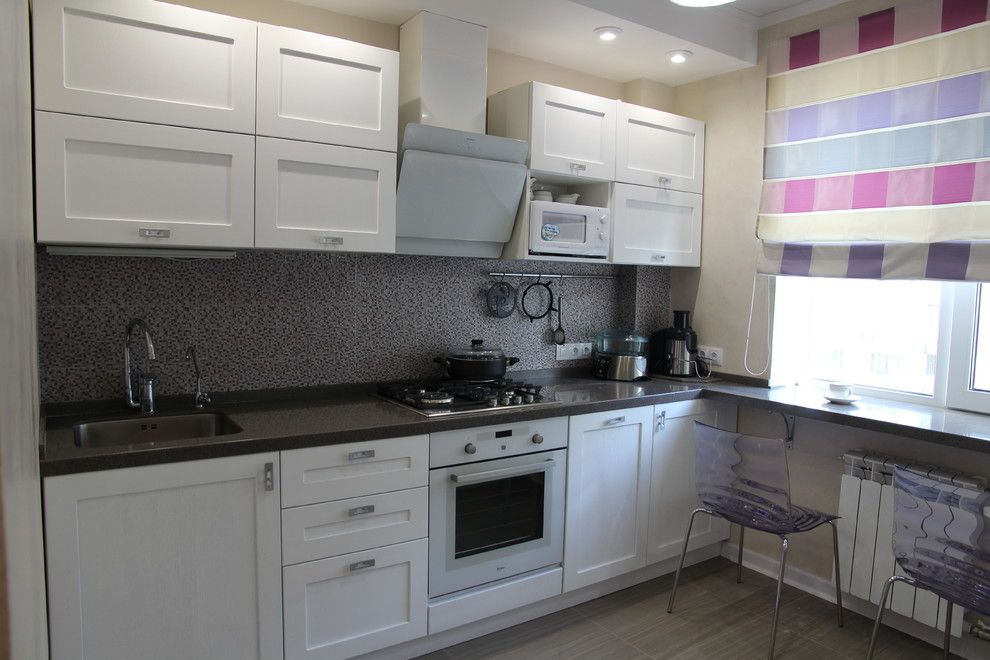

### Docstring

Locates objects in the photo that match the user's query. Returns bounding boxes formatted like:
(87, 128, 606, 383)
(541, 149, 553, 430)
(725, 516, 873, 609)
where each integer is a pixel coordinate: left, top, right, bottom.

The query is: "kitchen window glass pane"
(972, 285, 990, 392)
(775, 277, 942, 395)
(454, 472, 545, 559)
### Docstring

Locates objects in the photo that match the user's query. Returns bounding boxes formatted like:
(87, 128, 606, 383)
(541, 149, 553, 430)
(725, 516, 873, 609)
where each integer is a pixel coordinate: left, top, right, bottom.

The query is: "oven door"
(429, 449, 566, 598)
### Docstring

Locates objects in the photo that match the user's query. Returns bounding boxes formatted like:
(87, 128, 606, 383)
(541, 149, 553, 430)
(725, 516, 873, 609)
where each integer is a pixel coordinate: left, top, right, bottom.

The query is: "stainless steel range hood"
(395, 12, 528, 258)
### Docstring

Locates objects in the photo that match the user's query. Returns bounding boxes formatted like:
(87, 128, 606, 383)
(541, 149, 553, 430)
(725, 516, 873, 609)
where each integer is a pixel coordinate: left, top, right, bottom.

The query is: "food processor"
(591, 330, 649, 381)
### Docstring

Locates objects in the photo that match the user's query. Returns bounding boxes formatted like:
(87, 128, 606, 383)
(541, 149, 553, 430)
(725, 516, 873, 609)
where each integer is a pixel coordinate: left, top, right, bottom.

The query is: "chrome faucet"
(186, 345, 211, 408)
(124, 318, 158, 414)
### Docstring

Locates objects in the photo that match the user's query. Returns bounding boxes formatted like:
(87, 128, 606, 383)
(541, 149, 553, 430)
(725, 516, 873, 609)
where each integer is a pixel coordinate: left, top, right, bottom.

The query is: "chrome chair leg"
(768, 536, 789, 659)
(943, 601, 953, 659)
(826, 520, 844, 627)
(867, 574, 915, 659)
(736, 525, 745, 584)
(666, 508, 712, 614)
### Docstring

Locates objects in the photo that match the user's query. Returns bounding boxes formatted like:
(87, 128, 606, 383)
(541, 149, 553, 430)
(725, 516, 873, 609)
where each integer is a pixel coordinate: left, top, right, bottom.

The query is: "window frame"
(769, 277, 990, 412)
(945, 282, 990, 414)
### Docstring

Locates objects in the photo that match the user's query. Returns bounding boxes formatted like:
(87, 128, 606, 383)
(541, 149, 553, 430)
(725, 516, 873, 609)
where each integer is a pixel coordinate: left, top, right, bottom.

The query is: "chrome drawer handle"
(318, 236, 343, 245)
(652, 254, 667, 262)
(139, 228, 171, 238)
(264, 462, 274, 492)
(605, 416, 626, 426)
(348, 505, 375, 517)
(347, 449, 375, 461)
(349, 559, 376, 572)
(570, 163, 587, 172)
(658, 176, 671, 187)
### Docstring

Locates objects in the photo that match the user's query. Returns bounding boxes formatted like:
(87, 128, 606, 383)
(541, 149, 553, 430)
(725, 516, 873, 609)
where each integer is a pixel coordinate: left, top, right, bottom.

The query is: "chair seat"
(702, 492, 837, 535)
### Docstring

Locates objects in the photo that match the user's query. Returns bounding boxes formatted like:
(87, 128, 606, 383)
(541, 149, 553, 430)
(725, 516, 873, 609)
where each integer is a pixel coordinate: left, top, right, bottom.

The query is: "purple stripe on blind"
(925, 242, 972, 279)
(780, 244, 814, 276)
(847, 244, 886, 278)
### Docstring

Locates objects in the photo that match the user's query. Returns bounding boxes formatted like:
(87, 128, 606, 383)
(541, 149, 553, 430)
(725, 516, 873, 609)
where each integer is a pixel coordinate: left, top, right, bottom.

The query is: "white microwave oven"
(529, 200, 610, 259)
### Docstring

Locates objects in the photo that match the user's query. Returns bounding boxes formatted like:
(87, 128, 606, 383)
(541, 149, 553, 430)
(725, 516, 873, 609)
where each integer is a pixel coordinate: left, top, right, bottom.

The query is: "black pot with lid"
(435, 339, 520, 381)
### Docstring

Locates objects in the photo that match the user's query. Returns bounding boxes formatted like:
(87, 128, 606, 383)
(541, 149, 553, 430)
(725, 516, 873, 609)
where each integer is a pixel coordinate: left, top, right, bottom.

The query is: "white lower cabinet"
(283, 538, 428, 660)
(611, 183, 702, 267)
(255, 136, 396, 254)
(35, 111, 256, 248)
(648, 400, 733, 564)
(563, 406, 653, 592)
(44, 453, 283, 660)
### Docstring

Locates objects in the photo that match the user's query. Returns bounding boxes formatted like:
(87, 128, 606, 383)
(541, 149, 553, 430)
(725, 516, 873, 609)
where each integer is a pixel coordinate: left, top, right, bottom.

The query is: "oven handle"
(449, 460, 555, 485)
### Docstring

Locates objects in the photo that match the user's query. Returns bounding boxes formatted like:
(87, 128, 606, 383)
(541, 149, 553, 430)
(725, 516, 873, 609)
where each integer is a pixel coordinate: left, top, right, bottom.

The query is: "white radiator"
(836, 451, 987, 638)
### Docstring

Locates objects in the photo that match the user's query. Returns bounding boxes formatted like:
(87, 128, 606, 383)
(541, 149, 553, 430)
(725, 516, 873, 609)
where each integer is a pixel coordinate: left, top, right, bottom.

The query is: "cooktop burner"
(377, 378, 558, 417)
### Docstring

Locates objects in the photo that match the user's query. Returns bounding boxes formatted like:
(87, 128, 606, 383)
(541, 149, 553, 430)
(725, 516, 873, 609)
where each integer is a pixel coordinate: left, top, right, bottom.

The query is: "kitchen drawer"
(282, 487, 427, 565)
(283, 538, 428, 660)
(281, 435, 428, 507)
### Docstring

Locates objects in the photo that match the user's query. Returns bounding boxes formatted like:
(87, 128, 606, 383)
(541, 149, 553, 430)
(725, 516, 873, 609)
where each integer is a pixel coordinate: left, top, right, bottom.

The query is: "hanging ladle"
(552, 297, 566, 345)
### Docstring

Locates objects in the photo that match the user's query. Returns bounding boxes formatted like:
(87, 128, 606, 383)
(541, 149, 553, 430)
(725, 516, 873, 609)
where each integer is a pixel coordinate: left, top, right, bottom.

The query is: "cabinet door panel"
(530, 83, 616, 181)
(35, 111, 255, 248)
(616, 103, 705, 193)
(33, 0, 257, 132)
(257, 25, 398, 150)
(648, 400, 733, 564)
(611, 183, 702, 266)
(44, 454, 282, 660)
(283, 539, 427, 659)
(564, 407, 652, 592)
(255, 137, 396, 253)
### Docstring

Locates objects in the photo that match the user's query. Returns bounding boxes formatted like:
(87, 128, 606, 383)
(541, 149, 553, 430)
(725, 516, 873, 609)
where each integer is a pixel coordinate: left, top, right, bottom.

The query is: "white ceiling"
(296, 0, 845, 86)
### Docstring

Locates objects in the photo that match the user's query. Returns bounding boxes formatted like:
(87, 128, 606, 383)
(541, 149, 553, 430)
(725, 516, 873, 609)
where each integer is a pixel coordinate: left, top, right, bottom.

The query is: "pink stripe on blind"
(759, 162, 990, 213)
(859, 8, 896, 52)
(942, 0, 988, 30)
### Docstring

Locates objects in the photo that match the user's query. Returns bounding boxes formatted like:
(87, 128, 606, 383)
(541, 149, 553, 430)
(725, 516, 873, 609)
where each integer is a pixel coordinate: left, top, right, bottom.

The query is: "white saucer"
(824, 394, 860, 405)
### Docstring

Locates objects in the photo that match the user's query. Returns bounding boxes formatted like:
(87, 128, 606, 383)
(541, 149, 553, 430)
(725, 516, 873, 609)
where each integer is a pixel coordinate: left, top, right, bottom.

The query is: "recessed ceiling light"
(667, 50, 692, 64)
(594, 26, 622, 41)
(671, 0, 737, 7)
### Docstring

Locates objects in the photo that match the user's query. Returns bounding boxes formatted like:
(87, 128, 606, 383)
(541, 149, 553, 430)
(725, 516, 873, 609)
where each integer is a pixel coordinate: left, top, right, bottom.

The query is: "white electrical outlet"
(556, 342, 593, 361)
(697, 345, 724, 367)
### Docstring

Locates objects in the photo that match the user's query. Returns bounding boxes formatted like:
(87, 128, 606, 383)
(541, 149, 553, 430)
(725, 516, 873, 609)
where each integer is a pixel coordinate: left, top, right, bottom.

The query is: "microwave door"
(532, 210, 588, 252)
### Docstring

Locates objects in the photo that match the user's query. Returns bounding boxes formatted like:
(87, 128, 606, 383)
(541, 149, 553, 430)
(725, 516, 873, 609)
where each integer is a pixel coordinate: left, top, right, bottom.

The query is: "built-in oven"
(529, 200, 610, 258)
(428, 417, 568, 598)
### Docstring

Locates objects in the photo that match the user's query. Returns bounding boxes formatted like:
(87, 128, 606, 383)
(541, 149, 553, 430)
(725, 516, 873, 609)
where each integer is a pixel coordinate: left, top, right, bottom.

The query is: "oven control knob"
(532, 433, 544, 445)
(599, 215, 607, 224)
(599, 231, 608, 240)
(464, 443, 477, 455)
(512, 395, 523, 405)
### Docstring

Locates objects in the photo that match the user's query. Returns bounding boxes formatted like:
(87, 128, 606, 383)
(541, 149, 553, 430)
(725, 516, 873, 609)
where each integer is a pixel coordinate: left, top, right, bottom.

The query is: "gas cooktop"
(377, 378, 559, 417)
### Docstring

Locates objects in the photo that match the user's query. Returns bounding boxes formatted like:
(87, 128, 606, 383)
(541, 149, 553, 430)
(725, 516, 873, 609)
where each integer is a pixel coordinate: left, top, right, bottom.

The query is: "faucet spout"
(125, 318, 157, 410)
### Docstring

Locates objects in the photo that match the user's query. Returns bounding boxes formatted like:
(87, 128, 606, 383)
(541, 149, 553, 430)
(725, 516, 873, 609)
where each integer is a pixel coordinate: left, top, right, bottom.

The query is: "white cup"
(828, 382, 853, 399)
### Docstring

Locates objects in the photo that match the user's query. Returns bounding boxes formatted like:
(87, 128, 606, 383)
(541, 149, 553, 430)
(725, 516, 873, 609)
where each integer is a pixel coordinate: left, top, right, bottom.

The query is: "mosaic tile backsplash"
(36, 249, 670, 403)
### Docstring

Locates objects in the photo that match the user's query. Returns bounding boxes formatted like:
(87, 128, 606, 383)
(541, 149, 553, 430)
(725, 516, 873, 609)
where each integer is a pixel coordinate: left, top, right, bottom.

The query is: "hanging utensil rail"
(487, 272, 616, 280)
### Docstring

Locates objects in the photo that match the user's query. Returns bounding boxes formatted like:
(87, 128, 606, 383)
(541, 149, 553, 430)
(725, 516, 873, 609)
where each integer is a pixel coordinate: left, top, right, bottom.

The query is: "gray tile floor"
(420, 557, 946, 660)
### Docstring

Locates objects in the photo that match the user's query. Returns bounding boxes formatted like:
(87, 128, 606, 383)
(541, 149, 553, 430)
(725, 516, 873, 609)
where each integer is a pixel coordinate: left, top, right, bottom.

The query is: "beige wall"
(0, 0, 47, 657)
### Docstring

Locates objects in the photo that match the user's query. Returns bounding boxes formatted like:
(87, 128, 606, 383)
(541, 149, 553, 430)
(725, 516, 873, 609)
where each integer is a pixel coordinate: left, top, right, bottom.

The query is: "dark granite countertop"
(40, 372, 990, 476)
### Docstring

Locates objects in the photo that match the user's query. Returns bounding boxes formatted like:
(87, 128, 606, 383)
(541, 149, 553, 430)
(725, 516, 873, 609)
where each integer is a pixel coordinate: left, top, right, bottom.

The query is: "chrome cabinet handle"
(348, 505, 375, 517)
(348, 449, 375, 461)
(652, 254, 667, 262)
(264, 462, 274, 491)
(658, 176, 671, 187)
(139, 228, 171, 238)
(570, 162, 587, 172)
(349, 559, 376, 572)
(605, 416, 626, 426)
(318, 236, 343, 245)
(657, 411, 667, 431)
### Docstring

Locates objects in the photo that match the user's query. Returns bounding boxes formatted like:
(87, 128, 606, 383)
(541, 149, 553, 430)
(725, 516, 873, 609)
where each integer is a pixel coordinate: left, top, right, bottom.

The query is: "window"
(773, 277, 990, 414)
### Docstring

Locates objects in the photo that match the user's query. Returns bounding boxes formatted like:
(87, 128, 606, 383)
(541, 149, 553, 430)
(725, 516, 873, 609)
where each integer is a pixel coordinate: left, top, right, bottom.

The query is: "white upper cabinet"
(32, 0, 257, 133)
(488, 82, 617, 181)
(255, 137, 396, 254)
(257, 25, 399, 151)
(616, 102, 705, 194)
(35, 111, 255, 248)
(610, 183, 702, 267)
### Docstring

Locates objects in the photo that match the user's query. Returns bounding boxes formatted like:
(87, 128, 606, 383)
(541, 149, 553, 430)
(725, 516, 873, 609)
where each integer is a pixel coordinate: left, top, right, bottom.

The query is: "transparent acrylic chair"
(867, 466, 990, 659)
(666, 421, 844, 659)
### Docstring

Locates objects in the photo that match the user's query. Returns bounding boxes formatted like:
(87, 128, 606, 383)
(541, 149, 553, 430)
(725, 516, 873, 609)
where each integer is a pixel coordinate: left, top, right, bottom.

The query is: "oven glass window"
(542, 212, 586, 243)
(454, 472, 546, 559)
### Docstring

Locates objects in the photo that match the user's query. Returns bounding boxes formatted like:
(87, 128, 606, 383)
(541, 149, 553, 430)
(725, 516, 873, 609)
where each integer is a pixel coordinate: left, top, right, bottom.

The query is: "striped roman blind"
(757, 0, 990, 280)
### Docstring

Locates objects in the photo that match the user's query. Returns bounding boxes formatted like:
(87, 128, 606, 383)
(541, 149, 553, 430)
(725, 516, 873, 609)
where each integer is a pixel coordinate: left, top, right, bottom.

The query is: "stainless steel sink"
(73, 412, 241, 448)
